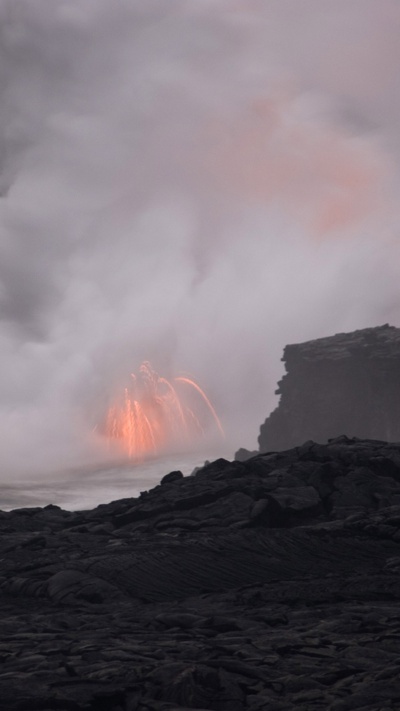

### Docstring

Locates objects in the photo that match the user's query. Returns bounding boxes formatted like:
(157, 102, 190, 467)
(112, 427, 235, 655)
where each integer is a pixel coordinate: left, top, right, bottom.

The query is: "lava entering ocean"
(104, 362, 224, 459)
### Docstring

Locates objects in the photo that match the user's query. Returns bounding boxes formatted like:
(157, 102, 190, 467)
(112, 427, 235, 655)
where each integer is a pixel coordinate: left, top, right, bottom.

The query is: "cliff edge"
(259, 324, 400, 452)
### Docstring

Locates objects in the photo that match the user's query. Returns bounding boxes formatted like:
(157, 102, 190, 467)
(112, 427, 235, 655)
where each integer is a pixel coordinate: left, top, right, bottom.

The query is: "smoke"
(0, 0, 400, 474)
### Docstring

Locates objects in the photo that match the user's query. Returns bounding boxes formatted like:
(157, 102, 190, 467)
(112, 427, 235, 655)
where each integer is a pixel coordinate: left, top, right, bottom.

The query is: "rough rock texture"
(2, 437, 400, 708)
(259, 324, 400, 452)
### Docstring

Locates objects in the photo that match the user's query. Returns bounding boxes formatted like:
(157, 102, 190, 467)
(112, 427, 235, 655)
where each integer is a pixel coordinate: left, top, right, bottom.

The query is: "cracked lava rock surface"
(1, 436, 400, 709)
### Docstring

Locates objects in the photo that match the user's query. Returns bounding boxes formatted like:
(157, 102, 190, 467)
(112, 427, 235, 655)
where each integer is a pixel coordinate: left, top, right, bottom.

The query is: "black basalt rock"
(259, 324, 400, 452)
(160, 470, 183, 485)
(1, 437, 400, 708)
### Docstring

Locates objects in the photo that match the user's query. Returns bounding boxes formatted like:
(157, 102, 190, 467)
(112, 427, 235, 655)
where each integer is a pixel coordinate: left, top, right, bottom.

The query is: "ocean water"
(0, 449, 230, 512)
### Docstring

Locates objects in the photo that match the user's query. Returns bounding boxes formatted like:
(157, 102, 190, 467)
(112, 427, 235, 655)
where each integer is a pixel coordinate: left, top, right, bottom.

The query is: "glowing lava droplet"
(104, 361, 224, 459)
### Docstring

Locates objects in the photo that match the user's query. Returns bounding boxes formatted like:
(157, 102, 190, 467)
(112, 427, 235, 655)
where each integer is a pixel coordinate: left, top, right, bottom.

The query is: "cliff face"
(259, 324, 400, 452)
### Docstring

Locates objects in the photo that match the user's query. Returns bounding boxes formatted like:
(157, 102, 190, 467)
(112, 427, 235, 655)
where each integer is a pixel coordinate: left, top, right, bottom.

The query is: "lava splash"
(104, 362, 224, 459)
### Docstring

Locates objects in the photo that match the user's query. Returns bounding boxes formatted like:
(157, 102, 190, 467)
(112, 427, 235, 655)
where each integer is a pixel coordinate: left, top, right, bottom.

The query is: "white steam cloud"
(0, 0, 400, 475)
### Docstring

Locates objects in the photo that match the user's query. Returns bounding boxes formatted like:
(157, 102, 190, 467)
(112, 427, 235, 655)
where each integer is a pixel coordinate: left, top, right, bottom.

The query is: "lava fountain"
(104, 362, 224, 459)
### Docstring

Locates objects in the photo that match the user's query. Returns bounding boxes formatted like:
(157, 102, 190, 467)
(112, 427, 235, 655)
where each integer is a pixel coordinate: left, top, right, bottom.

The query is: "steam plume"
(0, 0, 399, 475)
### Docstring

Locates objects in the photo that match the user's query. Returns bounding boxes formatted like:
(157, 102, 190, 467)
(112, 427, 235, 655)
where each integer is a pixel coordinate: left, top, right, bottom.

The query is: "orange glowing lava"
(104, 362, 224, 459)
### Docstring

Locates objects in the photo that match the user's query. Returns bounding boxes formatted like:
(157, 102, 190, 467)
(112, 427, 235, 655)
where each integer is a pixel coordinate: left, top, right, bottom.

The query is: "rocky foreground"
(2, 438, 400, 709)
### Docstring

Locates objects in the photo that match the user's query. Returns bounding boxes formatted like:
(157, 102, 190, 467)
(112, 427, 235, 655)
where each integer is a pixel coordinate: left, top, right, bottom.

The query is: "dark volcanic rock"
(259, 324, 400, 452)
(235, 448, 259, 462)
(2, 438, 400, 708)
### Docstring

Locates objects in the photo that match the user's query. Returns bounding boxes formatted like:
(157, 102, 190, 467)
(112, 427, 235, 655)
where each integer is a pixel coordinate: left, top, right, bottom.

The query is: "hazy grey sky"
(1, 0, 400, 473)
